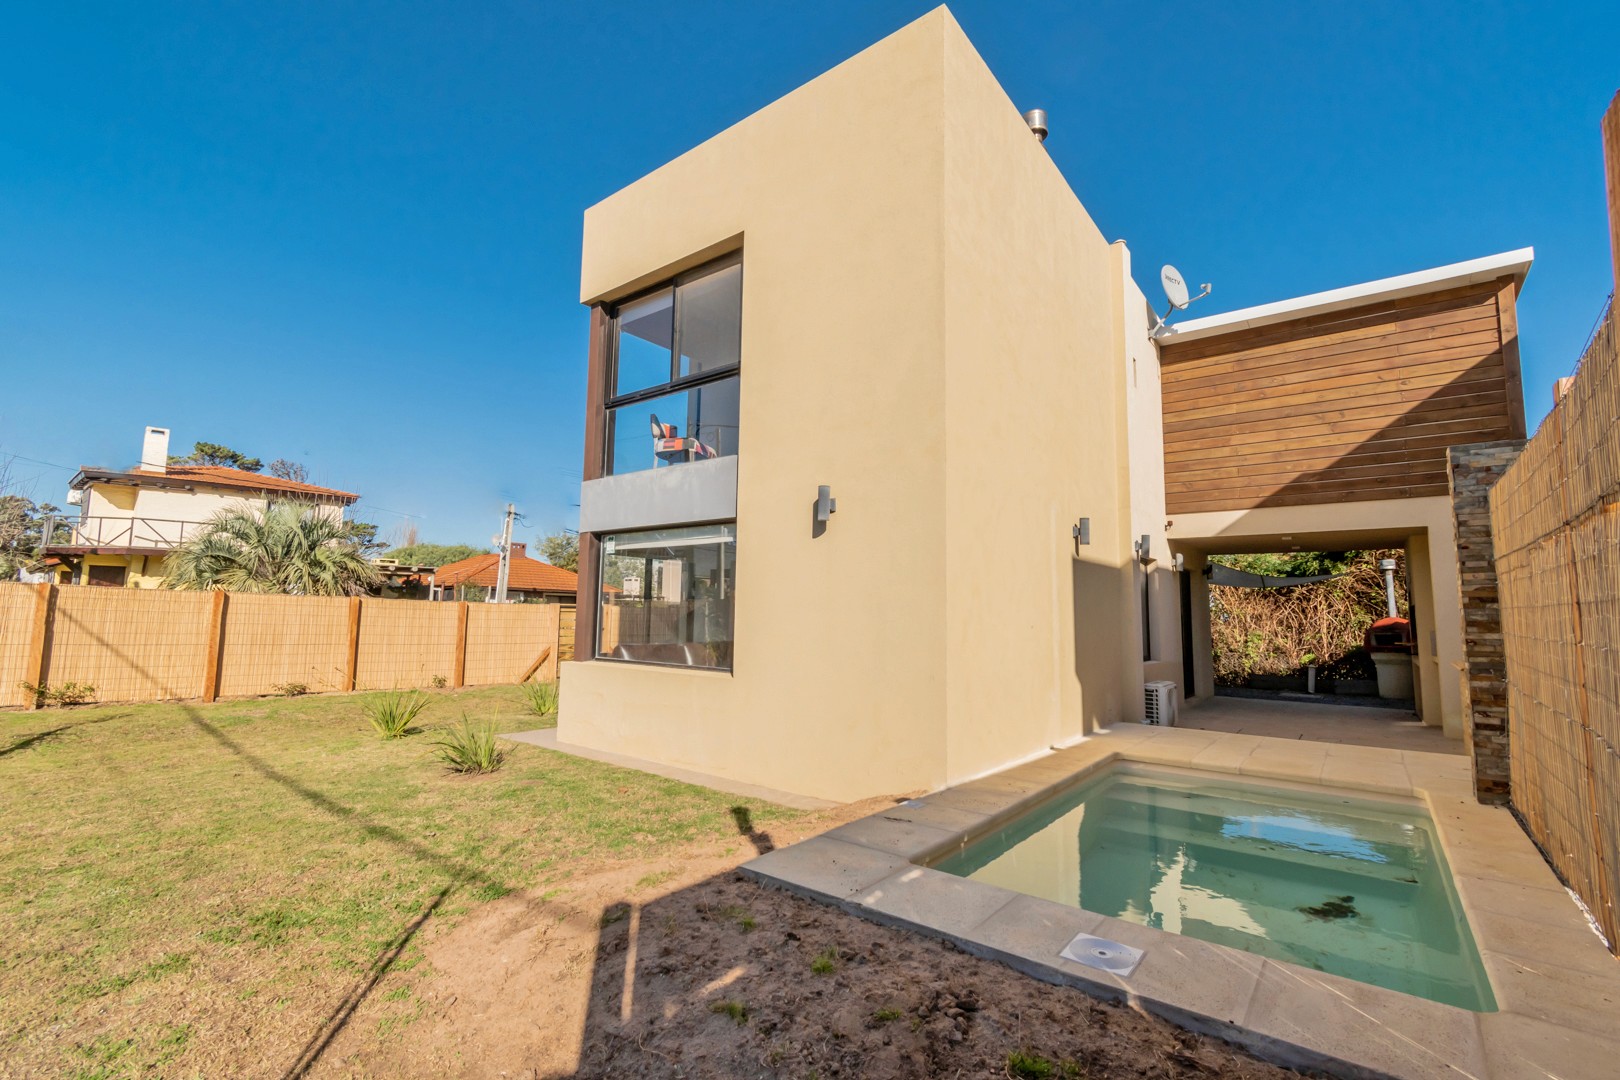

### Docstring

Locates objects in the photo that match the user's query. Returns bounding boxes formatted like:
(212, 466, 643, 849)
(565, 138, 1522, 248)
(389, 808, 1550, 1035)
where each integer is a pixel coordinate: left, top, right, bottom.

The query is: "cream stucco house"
(43, 426, 359, 587)
(557, 8, 1527, 802)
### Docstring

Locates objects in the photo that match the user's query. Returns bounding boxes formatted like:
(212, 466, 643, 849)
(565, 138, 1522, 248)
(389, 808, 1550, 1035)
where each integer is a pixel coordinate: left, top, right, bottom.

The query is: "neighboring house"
(558, 10, 1530, 803)
(430, 543, 580, 603)
(370, 558, 438, 600)
(41, 426, 360, 588)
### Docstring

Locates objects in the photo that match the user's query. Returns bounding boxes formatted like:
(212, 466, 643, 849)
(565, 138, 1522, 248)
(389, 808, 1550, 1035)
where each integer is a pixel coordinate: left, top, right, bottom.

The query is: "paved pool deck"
(742, 723, 1619, 1080)
(1180, 694, 1461, 755)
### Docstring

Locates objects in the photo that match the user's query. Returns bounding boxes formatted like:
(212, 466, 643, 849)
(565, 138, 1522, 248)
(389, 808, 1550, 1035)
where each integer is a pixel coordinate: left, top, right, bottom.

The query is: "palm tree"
(162, 501, 380, 596)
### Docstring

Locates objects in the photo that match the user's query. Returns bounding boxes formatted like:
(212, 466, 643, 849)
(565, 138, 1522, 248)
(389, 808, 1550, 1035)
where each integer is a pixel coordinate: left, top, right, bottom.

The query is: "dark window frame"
(603, 252, 742, 475)
(593, 519, 738, 672)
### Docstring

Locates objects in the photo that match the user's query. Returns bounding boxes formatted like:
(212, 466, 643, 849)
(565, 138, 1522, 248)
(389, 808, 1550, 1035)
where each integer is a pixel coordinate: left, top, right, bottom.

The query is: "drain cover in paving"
(1059, 932, 1144, 976)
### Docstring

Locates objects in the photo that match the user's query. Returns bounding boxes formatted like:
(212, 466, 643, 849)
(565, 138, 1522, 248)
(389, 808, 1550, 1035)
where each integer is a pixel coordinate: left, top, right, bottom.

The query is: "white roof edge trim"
(1157, 247, 1534, 347)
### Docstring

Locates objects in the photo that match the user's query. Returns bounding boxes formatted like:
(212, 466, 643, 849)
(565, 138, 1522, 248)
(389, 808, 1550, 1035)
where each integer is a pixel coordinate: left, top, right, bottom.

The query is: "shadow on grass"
(0, 711, 126, 758)
(278, 876, 461, 1080)
(178, 707, 506, 1079)
(729, 805, 775, 855)
(24, 610, 512, 1079)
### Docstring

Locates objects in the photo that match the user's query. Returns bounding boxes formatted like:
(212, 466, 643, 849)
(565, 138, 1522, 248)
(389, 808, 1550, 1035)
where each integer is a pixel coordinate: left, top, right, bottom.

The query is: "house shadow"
(546, 859, 1294, 1079)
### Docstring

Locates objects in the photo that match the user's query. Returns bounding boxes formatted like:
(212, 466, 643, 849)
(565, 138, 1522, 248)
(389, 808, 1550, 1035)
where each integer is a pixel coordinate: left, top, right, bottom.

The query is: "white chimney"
(142, 426, 170, 473)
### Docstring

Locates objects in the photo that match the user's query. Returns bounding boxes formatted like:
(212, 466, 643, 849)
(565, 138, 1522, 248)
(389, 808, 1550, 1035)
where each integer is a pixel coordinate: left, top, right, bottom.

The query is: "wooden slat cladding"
(1160, 279, 1525, 514)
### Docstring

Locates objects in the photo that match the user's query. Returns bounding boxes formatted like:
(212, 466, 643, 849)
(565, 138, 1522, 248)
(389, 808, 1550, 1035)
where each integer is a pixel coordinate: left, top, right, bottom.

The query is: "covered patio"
(1177, 693, 1460, 755)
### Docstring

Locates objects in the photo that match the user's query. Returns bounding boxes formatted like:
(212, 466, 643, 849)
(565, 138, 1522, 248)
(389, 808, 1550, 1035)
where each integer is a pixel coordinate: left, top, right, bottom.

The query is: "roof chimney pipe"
(1022, 108, 1048, 143)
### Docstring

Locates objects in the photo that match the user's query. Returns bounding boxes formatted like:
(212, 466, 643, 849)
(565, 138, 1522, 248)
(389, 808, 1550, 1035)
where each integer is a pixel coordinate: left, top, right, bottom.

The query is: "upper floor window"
(606, 254, 741, 476)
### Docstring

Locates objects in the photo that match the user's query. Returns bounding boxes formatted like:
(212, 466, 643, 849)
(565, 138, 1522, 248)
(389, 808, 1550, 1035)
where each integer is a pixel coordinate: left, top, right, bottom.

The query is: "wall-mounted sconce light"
(1134, 533, 1153, 564)
(815, 485, 837, 522)
(812, 485, 837, 538)
(1072, 517, 1090, 556)
(1173, 552, 1185, 573)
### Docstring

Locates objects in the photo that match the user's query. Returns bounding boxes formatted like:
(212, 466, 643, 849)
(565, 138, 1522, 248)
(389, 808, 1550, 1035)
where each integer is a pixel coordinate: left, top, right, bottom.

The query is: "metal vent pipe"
(1022, 108, 1048, 143)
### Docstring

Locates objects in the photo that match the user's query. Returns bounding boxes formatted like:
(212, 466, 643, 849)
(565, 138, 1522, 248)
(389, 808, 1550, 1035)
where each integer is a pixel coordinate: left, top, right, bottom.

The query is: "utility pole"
(494, 503, 515, 604)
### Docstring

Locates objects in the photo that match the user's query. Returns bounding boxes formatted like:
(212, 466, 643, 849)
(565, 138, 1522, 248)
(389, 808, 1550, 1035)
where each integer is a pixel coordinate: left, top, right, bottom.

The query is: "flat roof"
(1156, 247, 1534, 347)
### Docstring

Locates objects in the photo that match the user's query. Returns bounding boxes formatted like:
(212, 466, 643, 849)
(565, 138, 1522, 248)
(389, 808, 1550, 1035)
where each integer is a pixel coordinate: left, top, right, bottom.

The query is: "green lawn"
(0, 685, 798, 1078)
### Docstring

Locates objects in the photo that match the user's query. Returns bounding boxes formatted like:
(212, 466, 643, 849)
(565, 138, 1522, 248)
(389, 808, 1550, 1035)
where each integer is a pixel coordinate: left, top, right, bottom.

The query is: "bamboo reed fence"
(0, 583, 564, 710)
(1490, 304, 1620, 950)
(596, 601, 683, 653)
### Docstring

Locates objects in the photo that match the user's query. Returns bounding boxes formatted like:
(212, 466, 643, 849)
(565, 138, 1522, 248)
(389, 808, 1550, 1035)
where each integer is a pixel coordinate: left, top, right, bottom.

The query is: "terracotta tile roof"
(433, 552, 580, 595)
(126, 466, 359, 501)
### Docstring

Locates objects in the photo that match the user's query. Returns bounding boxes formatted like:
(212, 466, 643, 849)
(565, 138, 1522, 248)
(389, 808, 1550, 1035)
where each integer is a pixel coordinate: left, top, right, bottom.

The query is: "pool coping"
(741, 724, 1620, 1080)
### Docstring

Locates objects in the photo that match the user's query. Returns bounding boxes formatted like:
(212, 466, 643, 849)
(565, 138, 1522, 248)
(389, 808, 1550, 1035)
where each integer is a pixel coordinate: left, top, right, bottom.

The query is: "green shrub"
(1006, 1052, 1056, 1079)
(19, 681, 97, 707)
(810, 948, 838, 975)
(520, 680, 560, 719)
(363, 690, 429, 739)
(431, 715, 505, 773)
(1006, 1052, 1087, 1079)
(708, 999, 748, 1025)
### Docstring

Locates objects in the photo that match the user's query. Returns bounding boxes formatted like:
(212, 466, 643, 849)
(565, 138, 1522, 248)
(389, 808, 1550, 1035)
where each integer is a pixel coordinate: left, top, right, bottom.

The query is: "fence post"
(201, 590, 227, 702)
(24, 582, 54, 710)
(345, 597, 362, 692)
(453, 602, 469, 688)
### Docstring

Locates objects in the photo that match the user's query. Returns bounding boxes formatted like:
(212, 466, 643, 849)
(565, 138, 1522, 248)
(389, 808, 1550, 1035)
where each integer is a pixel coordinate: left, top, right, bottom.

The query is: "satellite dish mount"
(1153, 264, 1211, 336)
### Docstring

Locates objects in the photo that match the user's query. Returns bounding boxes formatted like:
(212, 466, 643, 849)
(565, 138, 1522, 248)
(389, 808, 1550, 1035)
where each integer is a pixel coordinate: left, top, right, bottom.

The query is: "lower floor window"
(597, 524, 736, 670)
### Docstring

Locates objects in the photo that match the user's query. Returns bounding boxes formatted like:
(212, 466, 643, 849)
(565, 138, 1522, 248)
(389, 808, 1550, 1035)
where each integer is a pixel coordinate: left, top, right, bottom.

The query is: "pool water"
(932, 765, 1496, 1010)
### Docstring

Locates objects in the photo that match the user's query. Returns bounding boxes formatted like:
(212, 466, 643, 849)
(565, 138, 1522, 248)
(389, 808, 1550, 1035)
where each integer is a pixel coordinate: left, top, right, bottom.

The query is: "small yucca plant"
(364, 690, 429, 739)
(520, 680, 560, 719)
(432, 716, 505, 774)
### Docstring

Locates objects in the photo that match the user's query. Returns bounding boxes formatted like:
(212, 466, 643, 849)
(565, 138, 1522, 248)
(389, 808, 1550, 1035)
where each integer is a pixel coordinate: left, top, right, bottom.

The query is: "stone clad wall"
(1448, 439, 1526, 803)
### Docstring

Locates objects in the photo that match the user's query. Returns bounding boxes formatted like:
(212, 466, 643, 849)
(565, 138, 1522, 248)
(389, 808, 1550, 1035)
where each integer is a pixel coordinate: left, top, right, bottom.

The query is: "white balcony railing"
(45, 516, 209, 551)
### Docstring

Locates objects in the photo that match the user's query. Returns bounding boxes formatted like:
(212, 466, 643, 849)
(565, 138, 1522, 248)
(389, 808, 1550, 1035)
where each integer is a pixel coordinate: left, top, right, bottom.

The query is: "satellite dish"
(1161, 265, 1191, 310)
(1152, 264, 1213, 337)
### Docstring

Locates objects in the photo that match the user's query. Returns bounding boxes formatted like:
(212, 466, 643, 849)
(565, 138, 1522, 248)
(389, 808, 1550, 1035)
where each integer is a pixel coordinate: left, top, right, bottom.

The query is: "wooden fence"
(1490, 303, 1620, 949)
(0, 583, 565, 710)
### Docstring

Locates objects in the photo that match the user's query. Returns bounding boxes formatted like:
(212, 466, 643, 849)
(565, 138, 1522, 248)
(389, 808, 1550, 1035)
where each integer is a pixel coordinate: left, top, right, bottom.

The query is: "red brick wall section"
(1448, 439, 1526, 804)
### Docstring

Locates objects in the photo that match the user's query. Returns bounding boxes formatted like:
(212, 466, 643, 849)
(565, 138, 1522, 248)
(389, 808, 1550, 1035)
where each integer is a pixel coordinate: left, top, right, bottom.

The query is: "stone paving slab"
(742, 723, 1620, 1080)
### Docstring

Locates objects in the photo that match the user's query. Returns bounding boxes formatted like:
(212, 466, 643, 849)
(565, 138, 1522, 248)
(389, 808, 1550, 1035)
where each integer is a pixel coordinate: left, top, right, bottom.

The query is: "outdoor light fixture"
(812, 485, 837, 539)
(815, 485, 836, 522)
(1134, 534, 1152, 564)
(1072, 517, 1090, 555)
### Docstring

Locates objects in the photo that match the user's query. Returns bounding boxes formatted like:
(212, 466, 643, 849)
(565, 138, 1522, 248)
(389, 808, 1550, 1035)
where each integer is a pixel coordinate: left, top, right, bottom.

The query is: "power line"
(1570, 291, 1614, 377)
(352, 503, 422, 519)
(3, 453, 76, 472)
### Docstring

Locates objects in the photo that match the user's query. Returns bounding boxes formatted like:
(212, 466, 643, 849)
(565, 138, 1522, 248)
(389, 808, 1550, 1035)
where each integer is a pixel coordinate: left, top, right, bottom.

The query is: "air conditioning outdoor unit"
(1144, 681, 1178, 726)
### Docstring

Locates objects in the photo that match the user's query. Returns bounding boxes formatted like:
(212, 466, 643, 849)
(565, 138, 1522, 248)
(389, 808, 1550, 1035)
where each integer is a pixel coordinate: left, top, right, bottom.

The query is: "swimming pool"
(932, 764, 1496, 1011)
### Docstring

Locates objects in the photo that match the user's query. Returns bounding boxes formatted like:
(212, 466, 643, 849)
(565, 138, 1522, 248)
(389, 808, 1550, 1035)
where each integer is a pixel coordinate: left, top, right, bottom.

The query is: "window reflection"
(606, 376, 739, 474)
(677, 263, 742, 377)
(598, 524, 736, 670)
(605, 254, 741, 477)
(613, 288, 674, 397)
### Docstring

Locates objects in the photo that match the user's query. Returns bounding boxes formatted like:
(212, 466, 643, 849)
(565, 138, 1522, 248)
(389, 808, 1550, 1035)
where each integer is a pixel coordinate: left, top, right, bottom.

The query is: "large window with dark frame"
(605, 253, 742, 476)
(596, 524, 736, 670)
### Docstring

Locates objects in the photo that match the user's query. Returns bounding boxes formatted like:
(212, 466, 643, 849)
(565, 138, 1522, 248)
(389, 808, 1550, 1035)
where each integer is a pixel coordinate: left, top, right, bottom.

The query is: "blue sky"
(3, 2, 1616, 550)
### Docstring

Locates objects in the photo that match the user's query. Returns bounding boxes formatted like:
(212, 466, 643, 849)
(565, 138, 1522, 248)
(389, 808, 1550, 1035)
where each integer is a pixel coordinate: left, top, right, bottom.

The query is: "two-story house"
(555, 9, 1529, 803)
(42, 426, 359, 587)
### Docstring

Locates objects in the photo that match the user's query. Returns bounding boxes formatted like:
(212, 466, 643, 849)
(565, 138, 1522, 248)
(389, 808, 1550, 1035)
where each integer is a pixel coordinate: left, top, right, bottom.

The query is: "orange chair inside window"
(650, 414, 717, 465)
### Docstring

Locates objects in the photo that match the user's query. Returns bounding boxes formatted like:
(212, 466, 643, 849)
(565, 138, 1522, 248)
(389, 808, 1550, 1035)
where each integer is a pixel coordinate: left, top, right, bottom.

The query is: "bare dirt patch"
(322, 802, 1300, 1080)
